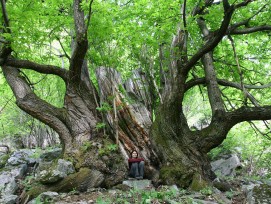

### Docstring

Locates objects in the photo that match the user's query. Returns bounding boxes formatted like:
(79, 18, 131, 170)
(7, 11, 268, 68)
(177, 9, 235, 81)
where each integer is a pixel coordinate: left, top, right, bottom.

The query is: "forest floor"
(51, 181, 247, 204)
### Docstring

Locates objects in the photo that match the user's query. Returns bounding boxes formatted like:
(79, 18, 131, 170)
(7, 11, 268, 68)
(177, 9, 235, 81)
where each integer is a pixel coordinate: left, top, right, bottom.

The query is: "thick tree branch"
(229, 25, 271, 35)
(0, 0, 10, 32)
(182, 2, 234, 75)
(186, 78, 271, 91)
(185, 0, 258, 75)
(202, 52, 225, 116)
(233, 0, 254, 9)
(3, 58, 68, 81)
(86, 0, 94, 32)
(2, 65, 72, 145)
(69, 0, 89, 82)
(185, 78, 265, 106)
(228, 35, 248, 104)
(228, 106, 271, 124)
(199, 105, 271, 153)
(194, 2, 226, 116)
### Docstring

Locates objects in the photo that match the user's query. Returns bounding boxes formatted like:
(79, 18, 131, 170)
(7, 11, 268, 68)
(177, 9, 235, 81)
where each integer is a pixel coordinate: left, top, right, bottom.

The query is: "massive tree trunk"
(96, 67, 160, 177)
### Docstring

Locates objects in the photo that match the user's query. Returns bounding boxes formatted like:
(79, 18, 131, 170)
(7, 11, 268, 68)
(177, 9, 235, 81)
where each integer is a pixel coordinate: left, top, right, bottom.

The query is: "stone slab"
(122, 179, 152, 189)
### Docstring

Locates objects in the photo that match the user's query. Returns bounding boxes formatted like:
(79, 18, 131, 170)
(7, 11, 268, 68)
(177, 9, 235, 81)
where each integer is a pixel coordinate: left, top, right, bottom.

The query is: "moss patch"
(190, 172, 209, 191)
(22, 183, 47, 203)
(0, 153, 10, 168)
(160, 165, 194, 188)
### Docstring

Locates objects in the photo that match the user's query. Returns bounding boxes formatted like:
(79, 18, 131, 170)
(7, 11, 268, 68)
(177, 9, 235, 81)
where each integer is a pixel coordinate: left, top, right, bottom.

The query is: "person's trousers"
(129, 161, 144, 178)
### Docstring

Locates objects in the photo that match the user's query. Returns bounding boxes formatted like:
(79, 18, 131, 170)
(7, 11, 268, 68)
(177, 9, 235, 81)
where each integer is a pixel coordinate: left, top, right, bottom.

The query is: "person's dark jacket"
(128, 158, 144, 169)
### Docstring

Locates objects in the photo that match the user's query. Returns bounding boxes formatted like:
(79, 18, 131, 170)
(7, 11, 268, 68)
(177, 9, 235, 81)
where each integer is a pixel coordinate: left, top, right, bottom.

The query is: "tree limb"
(86, 0, 94, 32)
(0, 0, 10, 32)
(186, 78, 271, 91)
(228, 35, 247, 104)
(227, 4, 270, 35)
(229, 4, 267, 29)
(229, 25, 271, 35)
(2, 65, 72, 145)
(3, 58, 68, 81)
(233, 0, 254, 9)
(185, 0, 258, 75)
(199, 105, 271, 153)
(185, 78, 264, 106)
(69, 0, 89, 82)
(182, 2, 234, 75)
(228, 106, 271, 124)
(56, 37, 71, 61)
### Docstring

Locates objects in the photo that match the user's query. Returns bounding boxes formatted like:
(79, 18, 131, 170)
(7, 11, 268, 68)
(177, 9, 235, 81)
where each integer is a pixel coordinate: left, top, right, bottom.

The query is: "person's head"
(131, 150, 138, 158)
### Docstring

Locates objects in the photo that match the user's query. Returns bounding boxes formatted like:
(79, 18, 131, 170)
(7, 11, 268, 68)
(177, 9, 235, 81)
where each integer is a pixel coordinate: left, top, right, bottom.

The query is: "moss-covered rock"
(49, 167, 104, 192)
(22, 167, 104, 203)
(37, 159, 75, 184)
(0, 153, 10, 168)
(190, 173, 209, 191)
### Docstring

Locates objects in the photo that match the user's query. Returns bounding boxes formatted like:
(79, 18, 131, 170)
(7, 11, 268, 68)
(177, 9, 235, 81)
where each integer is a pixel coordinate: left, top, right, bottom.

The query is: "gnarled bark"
(96, 67, 160, 177)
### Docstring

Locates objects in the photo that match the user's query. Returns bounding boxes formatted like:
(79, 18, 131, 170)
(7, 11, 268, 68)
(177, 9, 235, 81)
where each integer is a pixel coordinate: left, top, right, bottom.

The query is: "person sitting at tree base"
(128, 150, 144, 179)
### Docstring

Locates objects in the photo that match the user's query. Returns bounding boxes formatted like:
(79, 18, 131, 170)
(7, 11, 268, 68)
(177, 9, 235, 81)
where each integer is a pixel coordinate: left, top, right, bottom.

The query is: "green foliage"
(98, 142, 118, 156)
(225, 190, 235, 199)
(95, 123, 106, 130)
(199, 187, 213, 196)
(96, 197, 111, 204)
(80, 141, 92, 153)
(29, 148, 44, 159)
(96, 102, 112, 112)
(21, 175, 35, 191)
(0, 153, 10, 169)
(96, 187, 179, 203)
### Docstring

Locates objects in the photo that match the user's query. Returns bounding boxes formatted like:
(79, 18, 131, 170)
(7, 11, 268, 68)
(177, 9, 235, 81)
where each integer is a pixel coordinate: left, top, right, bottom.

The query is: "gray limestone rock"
(37, 159, 75, 184)
(0, 194, 18, 204)
(6, 149, 35, 166)
(122, 179, 152, 189)
(243, 183, 271, 204)
(211, 154, 241, 177)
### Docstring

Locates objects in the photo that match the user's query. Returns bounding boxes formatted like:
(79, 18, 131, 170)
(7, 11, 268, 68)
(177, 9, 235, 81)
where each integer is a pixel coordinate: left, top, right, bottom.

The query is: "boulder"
(122, 179, 152, 189)
(39, 191, 59, 203)
(0, 194, 18, 204)
(0, 145, 9, 153)
(39, 148, 62, 162)
(10, 164, 28, 178)
(243, 183, 271, 204)
(37, 159, 75, 184)
(27, 191, 59, 204)
(0, 152, 10, 168)
(0, 170, 19, 195)
(6, 149, 36, 166)
(211, 154, 241, 177)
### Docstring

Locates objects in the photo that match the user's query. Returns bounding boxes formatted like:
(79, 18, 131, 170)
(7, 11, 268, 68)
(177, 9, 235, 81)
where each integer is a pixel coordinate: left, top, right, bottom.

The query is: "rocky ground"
(27, 179, 248, 204)
(1, 147, 271, 204)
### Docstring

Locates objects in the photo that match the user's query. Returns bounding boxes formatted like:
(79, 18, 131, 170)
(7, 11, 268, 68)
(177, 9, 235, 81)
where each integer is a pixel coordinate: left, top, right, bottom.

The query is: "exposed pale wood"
(96, 67, 159, 172)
